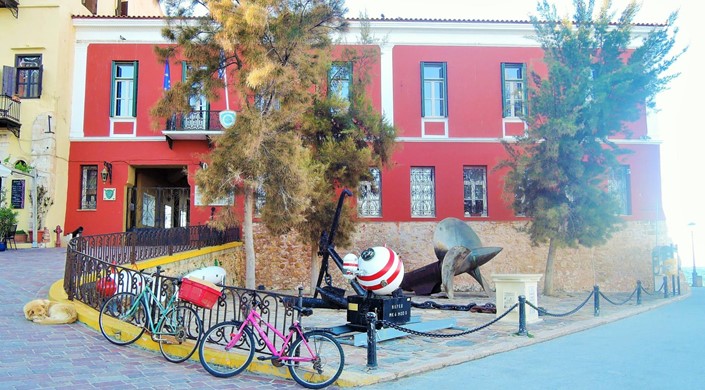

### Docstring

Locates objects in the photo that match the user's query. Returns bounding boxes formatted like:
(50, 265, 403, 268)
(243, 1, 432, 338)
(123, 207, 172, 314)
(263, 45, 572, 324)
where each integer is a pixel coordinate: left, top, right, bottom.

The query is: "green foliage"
(0, 191, 19, 240)
(154, 1, 396, 286)
(500, 0, 682, 250)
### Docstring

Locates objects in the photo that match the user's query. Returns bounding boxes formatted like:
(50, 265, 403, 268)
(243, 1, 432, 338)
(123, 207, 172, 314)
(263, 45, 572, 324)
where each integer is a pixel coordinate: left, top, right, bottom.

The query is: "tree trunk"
(309, 245, 319, 296)
(243, 186, 256, 290)
(543, 237, 557, 296)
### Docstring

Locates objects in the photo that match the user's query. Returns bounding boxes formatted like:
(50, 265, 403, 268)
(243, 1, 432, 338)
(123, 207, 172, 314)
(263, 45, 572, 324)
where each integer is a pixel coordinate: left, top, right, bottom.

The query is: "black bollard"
(672, 275, 676, 296)
(517, 295, 528, 336)
(593, 285, 600, 317)
(366, 312, 378, 369)
(663, 276, 668, 298)
(636, 280, 642, 305)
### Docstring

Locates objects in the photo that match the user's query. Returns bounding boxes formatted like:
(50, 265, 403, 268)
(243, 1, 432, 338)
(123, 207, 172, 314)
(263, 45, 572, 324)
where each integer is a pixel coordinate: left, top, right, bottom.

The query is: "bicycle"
(98, 270, 204, 363)
(198, 287, 345, 389)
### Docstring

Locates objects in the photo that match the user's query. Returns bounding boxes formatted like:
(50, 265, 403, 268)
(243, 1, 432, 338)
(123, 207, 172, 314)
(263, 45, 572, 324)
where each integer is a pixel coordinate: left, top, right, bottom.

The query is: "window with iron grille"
(80, 165, 98, 210)
(254, 183, 266, 217)
(111, 61, 138, 117)
(463, 166, 487, 217)
(502, 63, 526, 118)
(410, 167, 435, 217)
(358, 168, 381, 217)
(15, 55, 43, 99)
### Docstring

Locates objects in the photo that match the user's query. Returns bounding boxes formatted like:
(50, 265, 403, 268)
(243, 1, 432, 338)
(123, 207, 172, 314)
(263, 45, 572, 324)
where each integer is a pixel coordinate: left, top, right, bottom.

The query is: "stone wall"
(218, 220, 669, 294)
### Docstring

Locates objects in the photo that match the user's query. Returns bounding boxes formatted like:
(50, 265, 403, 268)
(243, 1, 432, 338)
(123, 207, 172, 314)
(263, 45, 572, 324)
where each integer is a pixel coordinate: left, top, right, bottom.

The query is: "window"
(502, 63, 526, 118)
(15, 55, 43, 98)
(358, 168, 381, 217)
(111, 61, 138, 117)
(254, 183, 266, 217)
(421, 62, 447, 117)
(116, 0, 128, 16)
(328, 62, 352, 102)
(80, 165, 98, 210)
(463, 167, 487, 217)
(410, 167, 435, 217)
(609, 165, 632, 215)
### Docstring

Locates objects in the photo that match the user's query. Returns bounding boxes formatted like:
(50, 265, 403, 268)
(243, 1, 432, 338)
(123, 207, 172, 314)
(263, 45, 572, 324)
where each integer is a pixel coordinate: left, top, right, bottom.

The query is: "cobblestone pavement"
(0, 248, 685, 389)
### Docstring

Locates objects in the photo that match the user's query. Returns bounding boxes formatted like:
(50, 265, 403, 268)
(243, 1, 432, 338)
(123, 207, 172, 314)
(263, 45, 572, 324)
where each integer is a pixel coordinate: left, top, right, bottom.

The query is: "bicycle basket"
(179, 277, 222, 309)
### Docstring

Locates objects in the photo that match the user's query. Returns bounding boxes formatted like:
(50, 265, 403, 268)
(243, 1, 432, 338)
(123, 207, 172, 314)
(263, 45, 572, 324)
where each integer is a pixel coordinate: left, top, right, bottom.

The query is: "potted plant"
(15, 229, 27, 243)
(0, 194, 19, 251)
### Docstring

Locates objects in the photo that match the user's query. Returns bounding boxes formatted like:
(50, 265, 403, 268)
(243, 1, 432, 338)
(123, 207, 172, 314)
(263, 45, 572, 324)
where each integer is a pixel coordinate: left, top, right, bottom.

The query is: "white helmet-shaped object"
(342, 253, 359, 281)
(355, 246, 404, 295)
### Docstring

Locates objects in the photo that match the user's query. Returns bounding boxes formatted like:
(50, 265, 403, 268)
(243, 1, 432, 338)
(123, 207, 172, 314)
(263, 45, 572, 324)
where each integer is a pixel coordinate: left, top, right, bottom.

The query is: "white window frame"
(502, 63, 526, 118)
(410, 167, 436, 217)
(463, 166, 488, 217)
(357, 168, 382, 217)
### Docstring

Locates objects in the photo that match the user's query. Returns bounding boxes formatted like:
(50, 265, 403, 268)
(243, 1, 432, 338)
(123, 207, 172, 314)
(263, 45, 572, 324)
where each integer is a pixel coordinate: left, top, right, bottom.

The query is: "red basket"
(179, 278, 222, 309)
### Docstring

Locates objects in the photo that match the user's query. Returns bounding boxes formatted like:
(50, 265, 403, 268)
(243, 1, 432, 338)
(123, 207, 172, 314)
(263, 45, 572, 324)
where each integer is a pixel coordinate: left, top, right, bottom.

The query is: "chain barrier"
(598, 286, 638, 306)
(640, 284, 656, 296)
(411, 300, 495, 312)
(377, 302, 518, 338)
(525, 291, 594, 317)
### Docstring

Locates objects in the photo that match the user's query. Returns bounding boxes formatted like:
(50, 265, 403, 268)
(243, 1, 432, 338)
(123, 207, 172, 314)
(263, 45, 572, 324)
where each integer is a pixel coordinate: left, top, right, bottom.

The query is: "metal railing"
(0, 94, 21, 132)
(165, 110, 226, 132)
(64, 225, 302, 354)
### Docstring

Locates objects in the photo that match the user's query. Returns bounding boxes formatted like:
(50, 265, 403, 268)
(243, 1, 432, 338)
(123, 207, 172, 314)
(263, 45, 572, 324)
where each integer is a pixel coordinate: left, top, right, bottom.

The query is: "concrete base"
(492, 273, 543, 324)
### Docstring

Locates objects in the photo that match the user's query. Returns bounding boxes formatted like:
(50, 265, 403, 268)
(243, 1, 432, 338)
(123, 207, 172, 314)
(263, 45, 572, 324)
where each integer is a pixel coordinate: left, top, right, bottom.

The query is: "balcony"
(0, 94, 21, 138)
(0, 0, 19, 18)
(162, 110, 225, 149)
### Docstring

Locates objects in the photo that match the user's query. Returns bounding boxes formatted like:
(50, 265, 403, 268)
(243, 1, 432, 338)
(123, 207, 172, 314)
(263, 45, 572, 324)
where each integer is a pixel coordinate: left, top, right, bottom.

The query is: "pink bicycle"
(198, 287, 344, 389)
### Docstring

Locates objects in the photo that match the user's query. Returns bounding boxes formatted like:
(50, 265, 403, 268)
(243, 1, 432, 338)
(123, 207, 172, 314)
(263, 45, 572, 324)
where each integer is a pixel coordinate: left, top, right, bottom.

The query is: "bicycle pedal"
(257, 356, 279, 361)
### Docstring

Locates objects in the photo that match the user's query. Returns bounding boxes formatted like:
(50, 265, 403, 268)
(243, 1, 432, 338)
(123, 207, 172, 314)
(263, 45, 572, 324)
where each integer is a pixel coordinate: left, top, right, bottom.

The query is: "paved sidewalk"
(0, 248, 686, 389)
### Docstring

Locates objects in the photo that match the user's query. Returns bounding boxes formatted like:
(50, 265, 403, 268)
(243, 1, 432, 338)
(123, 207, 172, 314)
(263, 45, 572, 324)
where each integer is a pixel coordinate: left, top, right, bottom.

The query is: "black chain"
(411, 300, 494, 312)
(599, 287, 637, 306)
(654, 282, 665, 293)
(525, 291, 594, 317)
(640, 285, 656, 296)
(378, 303, 518, 338)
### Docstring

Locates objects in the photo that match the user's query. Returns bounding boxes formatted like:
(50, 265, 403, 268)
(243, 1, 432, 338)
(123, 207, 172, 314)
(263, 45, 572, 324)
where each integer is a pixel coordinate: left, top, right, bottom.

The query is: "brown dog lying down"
(23, 299, 78, 325)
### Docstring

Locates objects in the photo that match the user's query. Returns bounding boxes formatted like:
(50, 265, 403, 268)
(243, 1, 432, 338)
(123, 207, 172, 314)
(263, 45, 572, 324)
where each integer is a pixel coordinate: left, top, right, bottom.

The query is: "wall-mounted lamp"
(199, 161, 208, 170)
(101, 161, 113, 184)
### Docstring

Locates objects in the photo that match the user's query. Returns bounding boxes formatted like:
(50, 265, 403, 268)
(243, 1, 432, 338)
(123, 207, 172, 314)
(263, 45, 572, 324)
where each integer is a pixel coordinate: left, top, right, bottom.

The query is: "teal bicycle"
(99, 271, 204, 363)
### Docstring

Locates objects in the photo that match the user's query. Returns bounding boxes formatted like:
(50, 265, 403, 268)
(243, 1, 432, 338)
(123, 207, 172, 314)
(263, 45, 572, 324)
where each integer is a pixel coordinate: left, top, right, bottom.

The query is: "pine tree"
(500, 0, 682, 295)
(152, 1, 396, 290)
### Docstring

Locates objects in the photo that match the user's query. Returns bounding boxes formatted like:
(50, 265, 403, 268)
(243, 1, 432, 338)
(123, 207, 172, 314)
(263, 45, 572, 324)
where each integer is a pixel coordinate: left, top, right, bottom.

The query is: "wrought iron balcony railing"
(0, 94, 21, 138)
(162, 110, 226, 148)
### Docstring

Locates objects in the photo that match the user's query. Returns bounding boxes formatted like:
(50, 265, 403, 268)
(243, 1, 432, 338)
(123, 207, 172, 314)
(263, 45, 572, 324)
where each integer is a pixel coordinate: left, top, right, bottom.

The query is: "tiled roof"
(70, 14, 664, 27)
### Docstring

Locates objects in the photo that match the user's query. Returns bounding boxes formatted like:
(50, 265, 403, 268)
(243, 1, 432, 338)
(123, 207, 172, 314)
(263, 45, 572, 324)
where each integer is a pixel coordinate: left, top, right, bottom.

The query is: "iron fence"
(64, 225, 300, 354)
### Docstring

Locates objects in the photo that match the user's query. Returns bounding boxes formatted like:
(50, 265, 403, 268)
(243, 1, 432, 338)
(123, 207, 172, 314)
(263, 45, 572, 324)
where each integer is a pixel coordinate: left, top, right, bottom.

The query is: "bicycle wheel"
(158, 305, 203, 363)
(287, 331, 344, 389)
(99, 292, 146, 346)
(199, 321, 255, 377)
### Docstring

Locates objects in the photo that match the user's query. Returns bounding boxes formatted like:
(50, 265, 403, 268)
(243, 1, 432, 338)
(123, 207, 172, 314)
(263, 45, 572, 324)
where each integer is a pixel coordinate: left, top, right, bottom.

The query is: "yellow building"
(0, 0, 161, 248)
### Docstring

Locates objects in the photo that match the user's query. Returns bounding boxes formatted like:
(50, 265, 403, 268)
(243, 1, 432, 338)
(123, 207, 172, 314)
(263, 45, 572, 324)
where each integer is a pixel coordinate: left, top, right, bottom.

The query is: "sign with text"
(11, 179, 25, 209)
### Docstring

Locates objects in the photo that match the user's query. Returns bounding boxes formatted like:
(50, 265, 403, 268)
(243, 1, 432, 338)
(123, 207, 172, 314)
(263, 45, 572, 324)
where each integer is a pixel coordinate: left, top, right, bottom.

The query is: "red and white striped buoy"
(356, 247, 404, 295)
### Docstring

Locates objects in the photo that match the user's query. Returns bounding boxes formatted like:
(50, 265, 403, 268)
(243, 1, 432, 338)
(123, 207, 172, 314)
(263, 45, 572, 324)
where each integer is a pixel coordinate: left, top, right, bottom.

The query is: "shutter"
(37, 64, 44, 98)
(420, 62, 425, 117)
(500, 63, 507, 118)
(2, 65, 17, 96)
(132, 61, 139, 116)
(442, 62, 447, 117)
(109, 62, 115, 117)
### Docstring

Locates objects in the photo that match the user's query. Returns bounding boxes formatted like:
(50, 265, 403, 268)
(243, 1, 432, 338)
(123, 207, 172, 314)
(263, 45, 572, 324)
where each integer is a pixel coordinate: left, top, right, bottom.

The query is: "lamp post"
(689, 222, 697, 287)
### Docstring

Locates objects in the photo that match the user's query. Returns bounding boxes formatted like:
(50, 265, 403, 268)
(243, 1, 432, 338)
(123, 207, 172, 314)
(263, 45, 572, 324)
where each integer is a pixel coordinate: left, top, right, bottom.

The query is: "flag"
(218, 50, 226, 79)
(163, 59, 171, 91)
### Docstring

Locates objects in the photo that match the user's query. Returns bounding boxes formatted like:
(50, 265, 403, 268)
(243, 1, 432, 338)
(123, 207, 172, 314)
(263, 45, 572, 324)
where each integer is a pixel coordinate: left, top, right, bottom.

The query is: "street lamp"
(689, 222, 697, 287)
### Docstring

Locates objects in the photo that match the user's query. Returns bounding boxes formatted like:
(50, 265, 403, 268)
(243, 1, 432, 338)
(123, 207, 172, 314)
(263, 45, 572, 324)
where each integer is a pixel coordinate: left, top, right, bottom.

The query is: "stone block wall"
(217, 220, 669, 294)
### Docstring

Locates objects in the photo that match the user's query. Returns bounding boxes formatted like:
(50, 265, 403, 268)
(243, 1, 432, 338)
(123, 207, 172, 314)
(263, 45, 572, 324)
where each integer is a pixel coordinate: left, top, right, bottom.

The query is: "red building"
(66, 16, 666, 291)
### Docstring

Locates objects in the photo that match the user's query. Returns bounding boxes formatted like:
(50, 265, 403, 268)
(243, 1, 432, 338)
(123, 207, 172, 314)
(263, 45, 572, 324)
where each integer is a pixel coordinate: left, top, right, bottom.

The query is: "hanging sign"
(11, 179, 25, 209)
(219, 110, 237, 128)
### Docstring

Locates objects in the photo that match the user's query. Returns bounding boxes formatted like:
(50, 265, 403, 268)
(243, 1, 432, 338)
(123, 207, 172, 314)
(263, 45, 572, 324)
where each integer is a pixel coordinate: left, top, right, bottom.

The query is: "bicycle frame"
(121, 275, 179, 335)
(229, 307, 315, 364)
